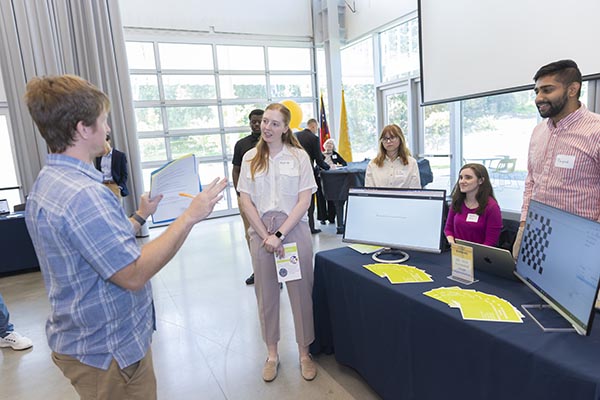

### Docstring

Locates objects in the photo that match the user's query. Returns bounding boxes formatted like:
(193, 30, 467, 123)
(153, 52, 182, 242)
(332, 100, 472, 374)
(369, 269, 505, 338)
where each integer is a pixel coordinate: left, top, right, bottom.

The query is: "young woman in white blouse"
(365, 124, 421, 188)
(237, 103, 318, 382)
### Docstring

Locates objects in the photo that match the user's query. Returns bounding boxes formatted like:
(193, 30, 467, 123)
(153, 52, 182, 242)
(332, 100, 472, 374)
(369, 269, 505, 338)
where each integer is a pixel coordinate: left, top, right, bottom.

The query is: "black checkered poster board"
(520, 210, 553, 275)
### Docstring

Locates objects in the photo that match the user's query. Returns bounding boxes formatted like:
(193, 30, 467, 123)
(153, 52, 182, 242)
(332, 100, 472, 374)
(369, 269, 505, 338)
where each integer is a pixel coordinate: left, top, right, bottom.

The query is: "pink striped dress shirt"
(521, 104, 600, 222)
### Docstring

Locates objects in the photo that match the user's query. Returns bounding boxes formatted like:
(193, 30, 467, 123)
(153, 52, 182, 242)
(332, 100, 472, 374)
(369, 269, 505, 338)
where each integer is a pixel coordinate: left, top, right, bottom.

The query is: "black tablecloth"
(311, 247, 600, 400)
(0, 212, 39, 275)
(319, 161, 368, 202)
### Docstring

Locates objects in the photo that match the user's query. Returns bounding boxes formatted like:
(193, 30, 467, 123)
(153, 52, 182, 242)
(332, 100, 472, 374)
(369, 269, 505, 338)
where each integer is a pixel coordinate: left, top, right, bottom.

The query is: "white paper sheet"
(150, 154, 201, 223)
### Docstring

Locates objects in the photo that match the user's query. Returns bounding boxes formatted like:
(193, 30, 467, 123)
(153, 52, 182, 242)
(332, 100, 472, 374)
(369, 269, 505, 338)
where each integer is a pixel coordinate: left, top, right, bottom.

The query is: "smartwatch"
(275, 230, 285, 240)
(131, 213, 147, 226)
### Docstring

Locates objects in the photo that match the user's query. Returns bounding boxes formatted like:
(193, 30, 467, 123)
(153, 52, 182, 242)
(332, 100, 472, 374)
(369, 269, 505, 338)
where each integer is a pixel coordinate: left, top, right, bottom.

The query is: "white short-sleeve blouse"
(238, 145, 317, 219)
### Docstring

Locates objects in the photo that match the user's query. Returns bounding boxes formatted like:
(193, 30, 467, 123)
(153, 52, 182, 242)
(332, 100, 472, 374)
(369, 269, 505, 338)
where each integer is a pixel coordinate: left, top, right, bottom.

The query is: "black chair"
(417, 158, 433, 188)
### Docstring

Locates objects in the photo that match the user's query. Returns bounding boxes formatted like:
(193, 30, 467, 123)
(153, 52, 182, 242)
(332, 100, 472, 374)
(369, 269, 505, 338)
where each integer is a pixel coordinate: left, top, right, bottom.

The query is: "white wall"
(119, 0, 313, 37)
(344, 0, 416, 42)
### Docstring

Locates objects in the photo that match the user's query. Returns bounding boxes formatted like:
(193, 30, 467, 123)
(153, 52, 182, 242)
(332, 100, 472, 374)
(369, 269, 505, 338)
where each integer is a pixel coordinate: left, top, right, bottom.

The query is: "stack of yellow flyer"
(363, 263, 433, 284)
(423, 287, 524, 323)
(348, 243, 384, 254)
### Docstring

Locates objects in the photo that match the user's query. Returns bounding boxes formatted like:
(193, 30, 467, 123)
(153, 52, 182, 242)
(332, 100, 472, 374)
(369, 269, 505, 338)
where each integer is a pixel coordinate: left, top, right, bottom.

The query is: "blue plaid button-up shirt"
(25, 154, 153, 369)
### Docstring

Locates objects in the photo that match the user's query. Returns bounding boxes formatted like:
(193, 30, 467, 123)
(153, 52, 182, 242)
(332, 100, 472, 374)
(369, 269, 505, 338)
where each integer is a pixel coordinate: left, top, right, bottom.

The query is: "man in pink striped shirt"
(513, 59, 600, 257)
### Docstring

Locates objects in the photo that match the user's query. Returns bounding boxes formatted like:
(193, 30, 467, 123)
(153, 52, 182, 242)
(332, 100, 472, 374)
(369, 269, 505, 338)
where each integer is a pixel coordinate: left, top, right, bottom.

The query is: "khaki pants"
(249, 211, 315, 347)
(51, 348, 157, 400)
(103, 182, 122, 201)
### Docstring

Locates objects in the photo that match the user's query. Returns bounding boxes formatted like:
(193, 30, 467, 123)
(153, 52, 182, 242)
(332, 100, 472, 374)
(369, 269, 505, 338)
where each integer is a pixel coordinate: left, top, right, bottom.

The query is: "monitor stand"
(521, 304, 576, 333)
(372, 248, 409, 263)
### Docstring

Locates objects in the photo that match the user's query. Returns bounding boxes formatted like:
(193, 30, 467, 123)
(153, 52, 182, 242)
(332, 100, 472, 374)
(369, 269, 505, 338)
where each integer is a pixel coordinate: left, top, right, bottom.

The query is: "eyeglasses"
(381, 136, 399, 142)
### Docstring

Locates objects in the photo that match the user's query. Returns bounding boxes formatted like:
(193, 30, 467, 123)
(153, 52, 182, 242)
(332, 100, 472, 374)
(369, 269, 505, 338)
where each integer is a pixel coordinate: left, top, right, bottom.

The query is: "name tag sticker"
(466, 213, 479, 223)
(555, 154, 575, 169)
(279, 159, 295, 174)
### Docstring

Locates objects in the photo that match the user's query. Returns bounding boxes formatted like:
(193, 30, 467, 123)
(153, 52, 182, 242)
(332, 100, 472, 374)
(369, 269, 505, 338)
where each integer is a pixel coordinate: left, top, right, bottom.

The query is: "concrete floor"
(0, 215, 380, 400)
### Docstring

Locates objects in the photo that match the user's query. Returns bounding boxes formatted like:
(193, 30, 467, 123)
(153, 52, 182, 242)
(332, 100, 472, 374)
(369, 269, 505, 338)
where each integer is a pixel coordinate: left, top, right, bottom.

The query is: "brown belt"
(103, 180, 116, 184)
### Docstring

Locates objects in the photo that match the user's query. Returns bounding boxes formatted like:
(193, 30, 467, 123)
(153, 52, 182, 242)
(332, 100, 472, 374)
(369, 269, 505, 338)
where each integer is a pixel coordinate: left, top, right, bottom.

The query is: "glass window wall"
(158, 43, 213, 70)
(422, 103, 451, 192)
(341, 38, 376, 161)
(126, 38, 315, 219)
(379, 18, 419, 82)
(217, 45, 265, 71)
(268, 47, 311, 71)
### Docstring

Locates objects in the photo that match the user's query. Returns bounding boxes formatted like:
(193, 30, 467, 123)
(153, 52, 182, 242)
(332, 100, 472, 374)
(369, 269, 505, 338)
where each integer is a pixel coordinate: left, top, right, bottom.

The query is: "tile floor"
(0, 215, 380, 400)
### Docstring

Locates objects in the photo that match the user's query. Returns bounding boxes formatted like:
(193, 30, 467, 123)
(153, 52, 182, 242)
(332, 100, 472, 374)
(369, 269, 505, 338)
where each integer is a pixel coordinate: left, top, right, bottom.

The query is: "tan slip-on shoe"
(263, 358, 279, 382)
(300, 355, 317, 381)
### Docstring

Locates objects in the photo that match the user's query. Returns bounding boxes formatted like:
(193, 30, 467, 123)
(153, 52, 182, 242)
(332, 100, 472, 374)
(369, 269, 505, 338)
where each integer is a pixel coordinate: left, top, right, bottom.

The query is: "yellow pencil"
(179, 192, 195, 199)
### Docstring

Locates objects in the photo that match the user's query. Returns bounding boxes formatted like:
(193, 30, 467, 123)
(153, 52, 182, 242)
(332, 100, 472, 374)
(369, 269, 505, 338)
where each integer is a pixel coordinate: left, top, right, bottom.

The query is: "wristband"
(274, 230, 285, 240)
(131, 213, 146, 226)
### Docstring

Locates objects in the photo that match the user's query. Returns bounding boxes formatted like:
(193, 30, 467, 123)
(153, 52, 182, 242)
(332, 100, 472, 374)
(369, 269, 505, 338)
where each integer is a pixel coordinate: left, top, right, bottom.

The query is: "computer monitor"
(515, 200, 600, 336)
(0, 199, 9, 215)
(343, 188, 446, 262)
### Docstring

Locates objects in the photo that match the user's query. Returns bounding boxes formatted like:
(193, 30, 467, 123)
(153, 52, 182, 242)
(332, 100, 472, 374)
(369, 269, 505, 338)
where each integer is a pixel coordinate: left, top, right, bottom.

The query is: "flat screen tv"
(515, 200, 600, 336)
(343, 188, 446, 262)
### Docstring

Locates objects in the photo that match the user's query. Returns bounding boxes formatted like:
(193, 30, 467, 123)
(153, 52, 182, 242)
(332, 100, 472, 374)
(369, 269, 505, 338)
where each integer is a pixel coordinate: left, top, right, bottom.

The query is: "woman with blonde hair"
(238, 103, 318, 382)
(365, 124, 421, 188)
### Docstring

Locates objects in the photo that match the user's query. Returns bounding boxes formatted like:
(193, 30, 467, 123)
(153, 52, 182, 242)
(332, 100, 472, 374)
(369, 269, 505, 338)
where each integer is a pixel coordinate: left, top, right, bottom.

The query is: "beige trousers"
(51, 348, 156, 400)
(103, 182, 122, 200)
(249, 211, 315, 347)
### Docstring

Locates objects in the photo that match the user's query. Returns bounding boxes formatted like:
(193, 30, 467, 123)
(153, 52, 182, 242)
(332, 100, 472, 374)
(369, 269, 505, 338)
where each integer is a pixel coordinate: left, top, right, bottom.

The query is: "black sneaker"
(245, 273, 255, 285)
(310, 228, 322, 234)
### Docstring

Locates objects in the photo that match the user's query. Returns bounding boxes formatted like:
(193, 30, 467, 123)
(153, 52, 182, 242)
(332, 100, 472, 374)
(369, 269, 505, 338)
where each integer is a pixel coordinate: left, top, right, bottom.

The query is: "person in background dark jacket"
(95, 134, 129, 199)
(296, 118, 330, 233)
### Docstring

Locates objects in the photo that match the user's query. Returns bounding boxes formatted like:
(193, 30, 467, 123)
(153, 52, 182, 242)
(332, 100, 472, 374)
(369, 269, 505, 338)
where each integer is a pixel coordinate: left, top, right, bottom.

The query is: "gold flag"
(338, 89, 353, 162)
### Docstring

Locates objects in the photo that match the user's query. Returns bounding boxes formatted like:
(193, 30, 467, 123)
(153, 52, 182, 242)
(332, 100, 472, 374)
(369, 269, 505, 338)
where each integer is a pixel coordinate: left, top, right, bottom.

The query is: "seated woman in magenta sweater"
(444, 163, 502, 246)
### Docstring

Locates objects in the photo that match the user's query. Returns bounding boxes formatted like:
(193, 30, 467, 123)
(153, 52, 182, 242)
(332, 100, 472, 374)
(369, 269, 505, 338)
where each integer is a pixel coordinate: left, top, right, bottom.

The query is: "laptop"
(0, 199, 10, 216)
(455, 239, 519, 281)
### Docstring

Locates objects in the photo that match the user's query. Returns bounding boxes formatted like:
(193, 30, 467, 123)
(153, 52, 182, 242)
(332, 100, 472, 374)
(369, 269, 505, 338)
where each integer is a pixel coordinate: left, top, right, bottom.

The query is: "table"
(311, 247, 600, 400)
(319, 161, 368, 232)
(320, 161, 368, 202)
(0, 212, 39, 275)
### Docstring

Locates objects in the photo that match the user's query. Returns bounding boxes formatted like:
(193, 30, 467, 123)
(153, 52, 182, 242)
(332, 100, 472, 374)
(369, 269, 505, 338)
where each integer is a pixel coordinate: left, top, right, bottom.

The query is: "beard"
(536, 91, 568, 119)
